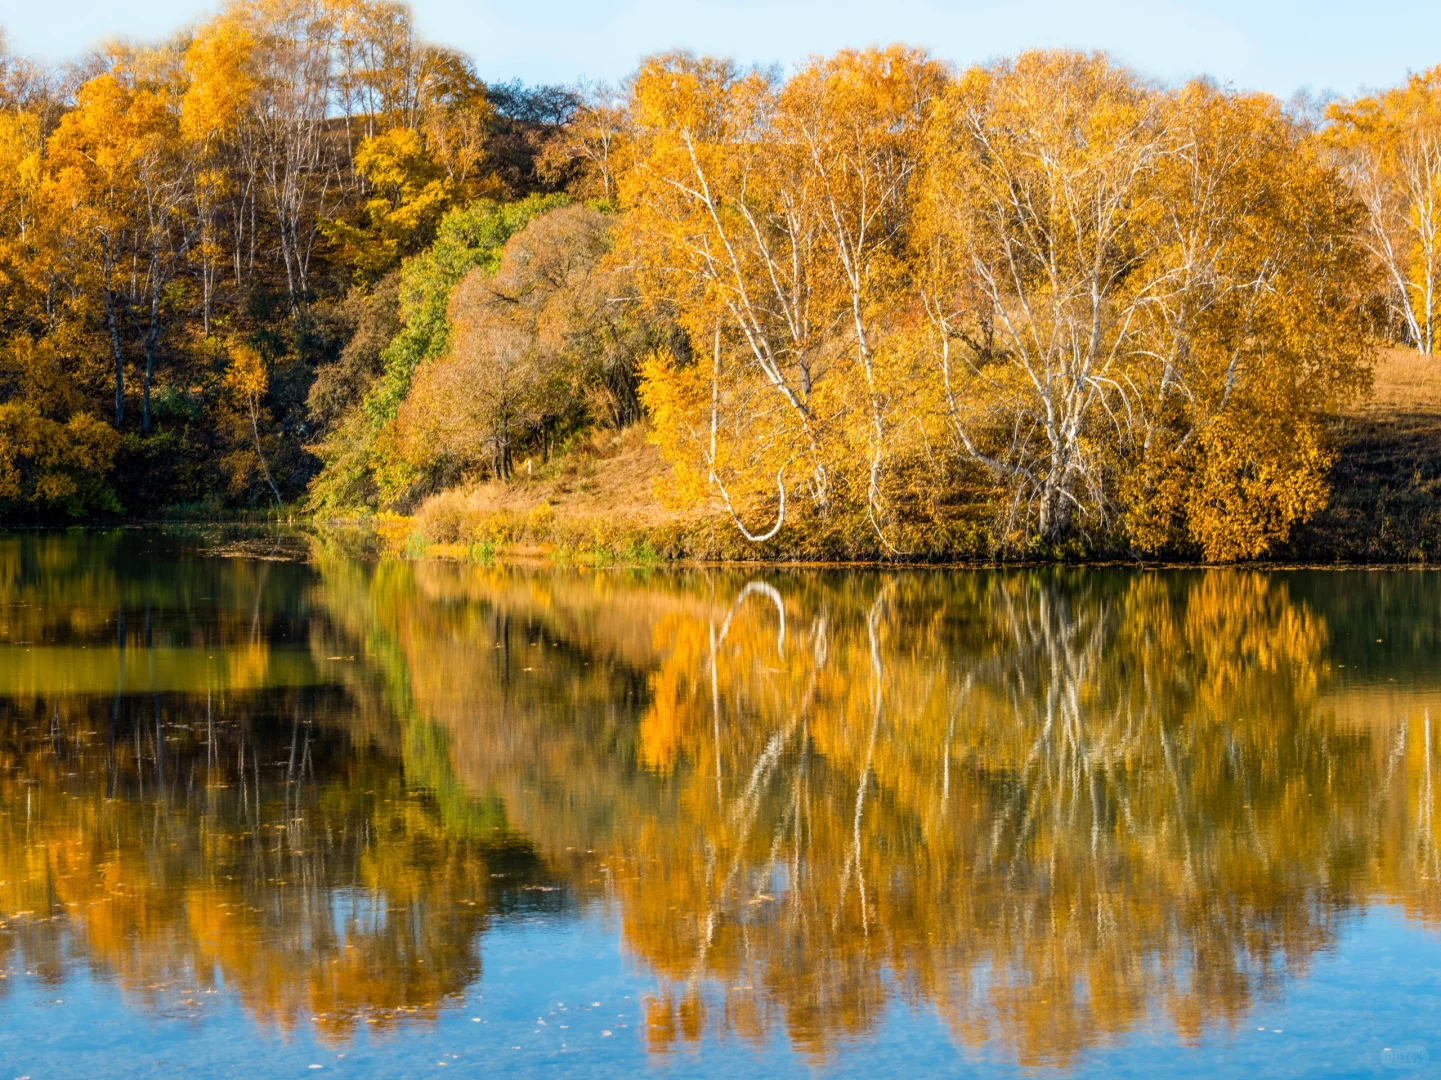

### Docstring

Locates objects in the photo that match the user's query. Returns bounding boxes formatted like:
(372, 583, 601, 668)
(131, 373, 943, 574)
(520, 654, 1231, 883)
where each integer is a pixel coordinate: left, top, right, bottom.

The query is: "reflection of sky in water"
(3, 532, 1441, 1075)
(0, 907, 1439, 1077)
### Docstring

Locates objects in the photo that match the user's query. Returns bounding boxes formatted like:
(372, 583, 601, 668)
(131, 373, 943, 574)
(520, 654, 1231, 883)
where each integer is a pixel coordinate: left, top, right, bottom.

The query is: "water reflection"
(1, 533, 1440, 1069)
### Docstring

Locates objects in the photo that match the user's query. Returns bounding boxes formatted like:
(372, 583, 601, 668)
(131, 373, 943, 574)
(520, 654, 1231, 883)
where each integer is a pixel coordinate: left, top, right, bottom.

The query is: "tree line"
(0, 0, 579, 518)
(2, 4, 1440, 558)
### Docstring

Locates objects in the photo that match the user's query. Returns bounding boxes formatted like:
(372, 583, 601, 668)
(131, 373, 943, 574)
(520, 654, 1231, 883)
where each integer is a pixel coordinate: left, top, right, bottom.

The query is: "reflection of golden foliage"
(603, 571, 1354, 1065)
(10, 554, 1441, 1070)
(0, 697, 513, 1043)
(639, 613, 709, 771)
(351, 565, 1436, 1069)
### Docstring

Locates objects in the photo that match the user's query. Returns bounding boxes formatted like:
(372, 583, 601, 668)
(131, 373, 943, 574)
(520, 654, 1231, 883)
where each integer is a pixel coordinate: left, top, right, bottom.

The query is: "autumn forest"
(2, 1, 1440, 561)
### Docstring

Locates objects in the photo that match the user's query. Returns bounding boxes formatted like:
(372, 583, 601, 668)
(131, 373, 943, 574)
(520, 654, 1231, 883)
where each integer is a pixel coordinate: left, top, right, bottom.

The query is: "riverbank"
(347, 350, 1441, 568)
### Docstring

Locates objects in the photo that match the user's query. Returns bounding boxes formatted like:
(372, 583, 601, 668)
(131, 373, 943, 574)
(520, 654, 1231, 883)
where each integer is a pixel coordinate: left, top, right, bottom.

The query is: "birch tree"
(624, 49, 943, 545)
(1327, 68, 1441, 353)
(623, 54, 826, 540)
(238, 0, 345, 317)
(916, 52, 1171, 544)
(915, 52, 1373, 556)
(777, 47, 946, 548)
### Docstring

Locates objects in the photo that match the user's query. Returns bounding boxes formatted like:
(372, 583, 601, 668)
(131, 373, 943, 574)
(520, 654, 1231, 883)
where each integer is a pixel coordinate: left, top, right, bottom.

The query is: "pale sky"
(1, 0, 1436, 100)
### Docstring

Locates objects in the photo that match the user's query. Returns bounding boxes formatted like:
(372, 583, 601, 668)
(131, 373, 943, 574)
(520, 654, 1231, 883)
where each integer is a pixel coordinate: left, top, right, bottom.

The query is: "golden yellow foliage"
(623, 49, 1376, 559)
(1327, 67, 1441, 353)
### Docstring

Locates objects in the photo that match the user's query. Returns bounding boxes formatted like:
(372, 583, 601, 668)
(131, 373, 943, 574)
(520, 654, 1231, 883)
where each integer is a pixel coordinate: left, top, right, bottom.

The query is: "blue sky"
(2, 0, 1437, 99)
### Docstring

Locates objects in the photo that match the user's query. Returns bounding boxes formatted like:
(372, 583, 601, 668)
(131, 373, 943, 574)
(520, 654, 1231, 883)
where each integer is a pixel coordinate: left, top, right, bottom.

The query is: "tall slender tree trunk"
(1038, 474, 1073, 545)
(249, 397, 283, 507)
(202, 236, 215, 336)
(103, 260, 125, 426)
(142, 289, 160, 433)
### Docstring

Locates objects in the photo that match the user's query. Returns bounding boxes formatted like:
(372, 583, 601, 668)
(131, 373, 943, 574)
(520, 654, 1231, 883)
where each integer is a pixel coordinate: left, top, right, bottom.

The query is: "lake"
(1, 531, 1440, 1077)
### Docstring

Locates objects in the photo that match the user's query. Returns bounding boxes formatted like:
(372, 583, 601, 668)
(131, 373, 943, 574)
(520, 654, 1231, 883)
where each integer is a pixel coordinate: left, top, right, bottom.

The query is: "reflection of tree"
(0, 532, 554, 1040)
(0, 531, 321, 693)
(1377, 707, 1441, 925)
(0, 693, 551, 1038)
(322, 557, 1416, 1066)
(8, 541, 1441, 1066)
(526, 569, 1432, 1067)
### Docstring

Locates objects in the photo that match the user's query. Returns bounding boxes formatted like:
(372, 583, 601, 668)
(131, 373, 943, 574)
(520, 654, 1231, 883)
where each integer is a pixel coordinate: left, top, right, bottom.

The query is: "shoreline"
(6, 520, 1440, 572)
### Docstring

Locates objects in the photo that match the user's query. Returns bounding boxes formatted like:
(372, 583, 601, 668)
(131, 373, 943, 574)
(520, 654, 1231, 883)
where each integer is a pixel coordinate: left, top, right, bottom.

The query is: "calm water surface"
(1, 532, 1440, 1077)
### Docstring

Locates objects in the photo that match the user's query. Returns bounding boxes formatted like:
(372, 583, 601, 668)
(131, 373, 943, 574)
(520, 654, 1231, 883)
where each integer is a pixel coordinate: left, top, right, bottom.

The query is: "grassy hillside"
(384, 350, 1441, 567)
(1281, 350, 1441, 564)
(405, 426, 699, 562)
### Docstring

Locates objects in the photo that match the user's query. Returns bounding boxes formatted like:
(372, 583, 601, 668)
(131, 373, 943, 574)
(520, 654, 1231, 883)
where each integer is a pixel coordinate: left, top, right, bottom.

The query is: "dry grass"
(421, 425, 672, 527)
(409, 425, 716, 561)
(406, 423, 991, 564)
(1357, 348, 1441, 412)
